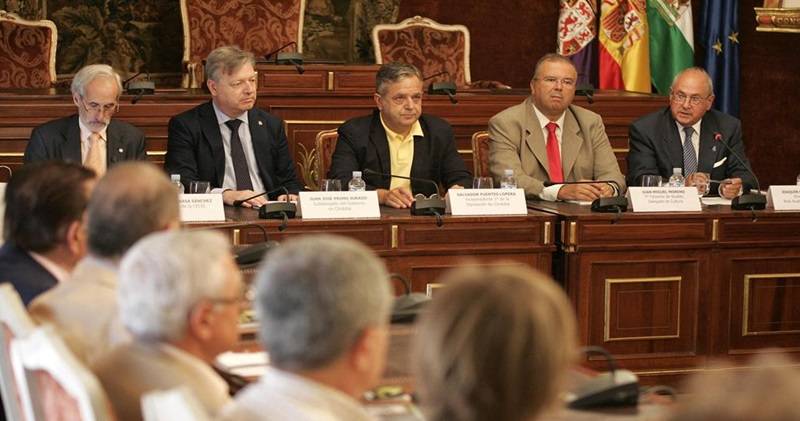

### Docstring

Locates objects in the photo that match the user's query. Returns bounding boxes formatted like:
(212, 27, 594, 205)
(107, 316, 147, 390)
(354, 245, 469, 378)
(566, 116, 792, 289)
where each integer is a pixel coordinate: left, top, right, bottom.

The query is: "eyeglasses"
(671, 92, 711, 106)
(78, 95, 118, 114)
(379, 93, 423, 106)
(536, 77, 576, 88)
(227, 73, 258, 91)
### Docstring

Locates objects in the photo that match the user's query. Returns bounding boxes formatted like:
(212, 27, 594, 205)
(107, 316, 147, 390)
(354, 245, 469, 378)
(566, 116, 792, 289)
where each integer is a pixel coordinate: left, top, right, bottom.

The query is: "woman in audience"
(413, 265, 577, 421)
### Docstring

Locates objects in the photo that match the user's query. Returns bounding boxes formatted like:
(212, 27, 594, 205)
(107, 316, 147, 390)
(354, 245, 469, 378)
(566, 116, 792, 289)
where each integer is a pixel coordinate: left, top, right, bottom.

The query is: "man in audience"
(29, 161, 179, 363)
(0, 161, 95, 305)
(166, 45, 302, 207)
(220, 234, 392, 420)
(413, 265, 577, 421)
(328, 62, 471, 208)
(93, 230, 238, 421)
(25, 64, 147, 175)
(489, 53, 625, 201)
(627, 67, 756, 198)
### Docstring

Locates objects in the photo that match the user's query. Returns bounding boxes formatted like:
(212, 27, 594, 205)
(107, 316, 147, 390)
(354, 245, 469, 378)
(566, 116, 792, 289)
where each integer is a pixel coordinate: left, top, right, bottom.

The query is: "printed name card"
(767, 186, 800, 210)
(299, 191, 380, 219)
(179, 194, 225, 222)
(447, 189, 528, 216)
(628, 187, 701, 212)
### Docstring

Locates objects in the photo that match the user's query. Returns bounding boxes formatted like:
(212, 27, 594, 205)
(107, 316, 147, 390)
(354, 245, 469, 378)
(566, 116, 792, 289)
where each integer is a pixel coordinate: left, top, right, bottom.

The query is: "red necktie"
(545, 122, 563, 183)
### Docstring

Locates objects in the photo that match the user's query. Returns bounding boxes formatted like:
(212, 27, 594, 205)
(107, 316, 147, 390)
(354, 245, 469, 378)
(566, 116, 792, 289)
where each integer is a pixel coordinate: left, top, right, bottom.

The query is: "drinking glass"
(320, 179, 342, 191)
(472, 177, 494, 189)
(188, 180, 210, 194)
(640, 175, 662, 187)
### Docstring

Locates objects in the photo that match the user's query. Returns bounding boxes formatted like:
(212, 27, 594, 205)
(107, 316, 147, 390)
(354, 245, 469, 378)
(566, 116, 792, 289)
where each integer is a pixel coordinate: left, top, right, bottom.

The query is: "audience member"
(328, 62, 471, 208)
(220, 234, 392, 421)
(93, 230, 239, 421)
(25, 64, 147, 175)
(489, 53, 624, 201)
(0, 161, 95, 305)
(29, 161, 179, 363)
(413, 265, 577, 421)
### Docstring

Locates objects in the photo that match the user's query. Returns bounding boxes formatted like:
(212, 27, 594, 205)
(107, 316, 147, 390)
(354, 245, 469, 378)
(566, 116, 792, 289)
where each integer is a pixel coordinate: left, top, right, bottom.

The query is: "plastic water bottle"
(170, 174, 184, 193)
(667, 168, 685, 187)
(500, 169, 517, 189)
(348, 171, 366, 191)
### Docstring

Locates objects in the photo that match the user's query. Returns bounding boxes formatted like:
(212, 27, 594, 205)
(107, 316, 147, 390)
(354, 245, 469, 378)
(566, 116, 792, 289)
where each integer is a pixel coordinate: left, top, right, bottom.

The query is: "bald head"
(87, 162, 180, 259)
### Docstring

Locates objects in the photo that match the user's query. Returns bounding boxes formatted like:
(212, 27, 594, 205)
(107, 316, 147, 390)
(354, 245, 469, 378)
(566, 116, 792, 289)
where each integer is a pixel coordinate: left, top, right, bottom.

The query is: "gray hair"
(118, 230, 234, 341)
(205, 45, 256, 82)
(671, 67, 715, 96)
(255, 234, 392, 370)
(532, 53, 576, 82)
(87, 162, 180, 259)
(376, 62, 422, 95)
(70, 64, 123, 97)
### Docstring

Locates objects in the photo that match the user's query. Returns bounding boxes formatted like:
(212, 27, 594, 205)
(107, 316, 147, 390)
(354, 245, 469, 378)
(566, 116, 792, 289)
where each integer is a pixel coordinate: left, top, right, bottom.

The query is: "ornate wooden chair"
(471, 130, 491, 178)
(0, 10, 57, 89)
(11, 326, 114, 421)
(142, 387, 210, 421)
(314, 128, 339, 190)
(0, 284, 35, 421)
(372, 15, 509, 90)
(179, 0, 307, 88)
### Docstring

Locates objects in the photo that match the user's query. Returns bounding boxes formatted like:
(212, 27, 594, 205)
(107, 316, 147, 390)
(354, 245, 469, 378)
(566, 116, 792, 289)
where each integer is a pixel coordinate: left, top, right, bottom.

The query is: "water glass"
(320, 179, 342, 191)
(640, 175, 662, 187)
(188, 180, 210, 194)
(472, 177, 494, 189)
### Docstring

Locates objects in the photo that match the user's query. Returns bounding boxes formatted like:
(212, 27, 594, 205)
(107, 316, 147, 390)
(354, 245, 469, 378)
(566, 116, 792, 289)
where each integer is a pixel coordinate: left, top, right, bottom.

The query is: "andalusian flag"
(558, 0, 598, 88)
(648, 0, 694, 95)
(598, 0, 651, 93)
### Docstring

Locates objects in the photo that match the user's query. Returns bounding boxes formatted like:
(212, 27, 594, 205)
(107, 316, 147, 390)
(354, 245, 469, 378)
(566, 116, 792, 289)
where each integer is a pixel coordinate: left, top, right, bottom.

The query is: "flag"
(701, 0, 740, 116)
(558, 0, 598, 87)
(598, 0, 651, 93)
(647, 0, 694, 95)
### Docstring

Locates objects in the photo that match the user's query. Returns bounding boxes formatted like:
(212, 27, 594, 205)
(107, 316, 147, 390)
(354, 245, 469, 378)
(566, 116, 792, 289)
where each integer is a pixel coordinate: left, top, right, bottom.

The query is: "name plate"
(628, 187, 701, 212)
(299, 191, 380, 219)
(179, 194, 225, 222)
(768, 186, 800, 210)
(447, 189, 528, 216)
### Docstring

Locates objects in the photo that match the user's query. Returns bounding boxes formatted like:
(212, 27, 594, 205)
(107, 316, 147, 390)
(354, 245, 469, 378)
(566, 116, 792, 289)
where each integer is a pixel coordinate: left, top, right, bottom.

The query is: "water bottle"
(500, 169, 517, 189)
(170, 174, 184, 193)
(348, 171, 366, 191)
(667, 168, 685, 188)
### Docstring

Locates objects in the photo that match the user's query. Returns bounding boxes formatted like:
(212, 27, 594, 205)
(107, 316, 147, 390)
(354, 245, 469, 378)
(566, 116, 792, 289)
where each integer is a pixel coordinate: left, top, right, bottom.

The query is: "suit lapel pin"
(118, 148, 124, 153)
(712, 145, 717, 152)
(258, 120, 263, 126)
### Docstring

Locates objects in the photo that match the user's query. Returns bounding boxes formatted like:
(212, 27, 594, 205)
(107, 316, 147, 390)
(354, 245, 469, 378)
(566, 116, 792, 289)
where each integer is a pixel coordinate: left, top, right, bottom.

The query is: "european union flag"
(701, 0, 740, 117)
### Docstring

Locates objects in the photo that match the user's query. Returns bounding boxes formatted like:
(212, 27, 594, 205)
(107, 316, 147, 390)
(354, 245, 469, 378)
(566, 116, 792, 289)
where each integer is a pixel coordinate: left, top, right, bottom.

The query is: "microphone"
(566, 346, 639, 409)
(362, 168, 446, 219)
(423, 71, 457, 104)
(542, 180, 627, 213)
(389, 273, 430, 323)
(576, 84, 594, 104)
(712, 132, 766, 210)
(264, 41, 304, 74)
(232, 186, 291, 207)
(123, 70, 155, 103)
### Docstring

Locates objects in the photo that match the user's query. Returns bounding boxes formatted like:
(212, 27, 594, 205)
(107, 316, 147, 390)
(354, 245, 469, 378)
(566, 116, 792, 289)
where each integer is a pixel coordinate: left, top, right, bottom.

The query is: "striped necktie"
(682, 126, 697, 175)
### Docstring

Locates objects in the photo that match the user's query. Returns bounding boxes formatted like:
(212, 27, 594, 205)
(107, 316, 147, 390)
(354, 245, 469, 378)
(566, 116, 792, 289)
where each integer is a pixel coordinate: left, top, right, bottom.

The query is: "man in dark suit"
(328, 62, 471, 208)
(165, 46, 301, 207)
(0, 161, 95, 305)
(24, 64, 147, 175)
(627, 67, 755, 198)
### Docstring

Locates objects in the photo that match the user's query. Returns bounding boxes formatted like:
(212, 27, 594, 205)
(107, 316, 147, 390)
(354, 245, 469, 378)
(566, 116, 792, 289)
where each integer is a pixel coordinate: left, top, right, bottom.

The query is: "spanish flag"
(598, 0, 651, 93)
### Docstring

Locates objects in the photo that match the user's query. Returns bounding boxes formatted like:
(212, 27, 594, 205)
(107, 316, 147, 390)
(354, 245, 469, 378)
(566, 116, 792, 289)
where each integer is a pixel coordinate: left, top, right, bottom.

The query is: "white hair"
(255, 234, 392, 370)
(70, 64, 123, 97)
(118, 230, 233, 342)
(671, 66, 715, 96)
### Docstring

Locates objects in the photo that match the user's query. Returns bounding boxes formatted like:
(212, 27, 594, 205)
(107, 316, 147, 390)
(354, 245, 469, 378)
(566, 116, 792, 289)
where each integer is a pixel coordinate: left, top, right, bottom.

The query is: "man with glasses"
(328, 62, 471, 208)
(627, 67, 754, 198)
(489, 53, 624, 201)
(24, 64, 147, 175)
(166, 45, 301, 208)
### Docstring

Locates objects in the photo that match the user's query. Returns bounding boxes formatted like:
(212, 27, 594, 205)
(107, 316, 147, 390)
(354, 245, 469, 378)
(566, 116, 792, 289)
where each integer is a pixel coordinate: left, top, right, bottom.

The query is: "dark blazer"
(0, 242, 58, 306)
(24, 114, 147, 166)
(165, 101, 302, 198)
(627, 107, 757, 195)
(328, 111, 472, 196)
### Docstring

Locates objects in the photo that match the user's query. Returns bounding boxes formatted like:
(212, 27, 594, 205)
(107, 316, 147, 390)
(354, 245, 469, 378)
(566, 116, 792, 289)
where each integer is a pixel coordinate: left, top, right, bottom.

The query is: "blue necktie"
(682, 126, 697, 175)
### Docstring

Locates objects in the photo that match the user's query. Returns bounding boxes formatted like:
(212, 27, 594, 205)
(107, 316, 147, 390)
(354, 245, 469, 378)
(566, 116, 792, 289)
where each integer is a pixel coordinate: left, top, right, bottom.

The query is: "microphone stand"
(713, 132, 766, 212)
(363, 169, 446, 224)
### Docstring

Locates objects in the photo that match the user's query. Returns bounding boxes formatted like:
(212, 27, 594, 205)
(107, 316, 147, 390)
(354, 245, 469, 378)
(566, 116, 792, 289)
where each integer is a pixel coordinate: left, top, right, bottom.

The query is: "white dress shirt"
(676, 119, 703, 164)
(212, 103, 265, 193)
(78, 119, 108, 162)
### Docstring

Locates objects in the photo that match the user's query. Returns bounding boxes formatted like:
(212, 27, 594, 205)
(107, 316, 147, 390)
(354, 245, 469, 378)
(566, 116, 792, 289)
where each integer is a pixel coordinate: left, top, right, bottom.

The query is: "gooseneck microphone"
(422, 71, 458, 104)
(362, 169, 446, 223)
(264, 41, 304, 74)
(713, 132, 766, 211)
(542, 179, 627, 214)
(232, 186, 292, 207)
